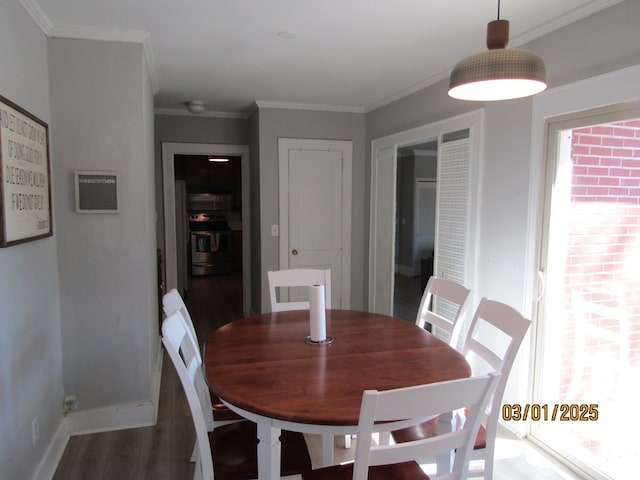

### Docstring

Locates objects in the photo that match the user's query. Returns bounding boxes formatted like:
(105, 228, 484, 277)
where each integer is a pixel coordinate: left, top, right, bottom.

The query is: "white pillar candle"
(309, 284, 326, 342)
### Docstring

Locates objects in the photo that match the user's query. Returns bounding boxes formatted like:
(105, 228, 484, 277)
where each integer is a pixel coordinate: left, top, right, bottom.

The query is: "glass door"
(533, 107, 640, 479)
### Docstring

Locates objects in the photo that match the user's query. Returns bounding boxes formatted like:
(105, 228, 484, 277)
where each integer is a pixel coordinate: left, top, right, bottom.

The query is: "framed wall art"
(74, 171, 120, 213)
(0, 94, 52, 247)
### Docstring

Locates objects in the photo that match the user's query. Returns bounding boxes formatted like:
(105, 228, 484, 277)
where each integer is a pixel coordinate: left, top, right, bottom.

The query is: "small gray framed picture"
(74, 171, 120, 213)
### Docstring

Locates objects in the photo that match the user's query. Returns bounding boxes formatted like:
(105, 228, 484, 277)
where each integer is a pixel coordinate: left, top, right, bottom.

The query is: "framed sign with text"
(0, 95, 52, 247)
(75, 171, 120, 213)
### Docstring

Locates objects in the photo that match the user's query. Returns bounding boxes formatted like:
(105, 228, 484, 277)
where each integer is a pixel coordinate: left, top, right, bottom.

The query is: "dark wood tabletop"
(203, 309, 471, 427)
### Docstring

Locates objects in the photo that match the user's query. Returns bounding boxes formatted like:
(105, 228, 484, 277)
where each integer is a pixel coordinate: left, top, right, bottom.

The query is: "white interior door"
(278, 138, 352, 308)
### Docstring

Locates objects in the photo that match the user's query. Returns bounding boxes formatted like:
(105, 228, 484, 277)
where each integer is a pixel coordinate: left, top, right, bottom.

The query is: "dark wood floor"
(184, 272, 245, 347)
(393, 273, 423, 322)
(53, 273, 243, 480)
(53, 349, 196, 480)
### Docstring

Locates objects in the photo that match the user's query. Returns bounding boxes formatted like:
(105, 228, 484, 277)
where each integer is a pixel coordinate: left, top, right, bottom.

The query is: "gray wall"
(255, 107, 366, 312)
(0, 4, 63, 478)
(49, 38, 158, 409)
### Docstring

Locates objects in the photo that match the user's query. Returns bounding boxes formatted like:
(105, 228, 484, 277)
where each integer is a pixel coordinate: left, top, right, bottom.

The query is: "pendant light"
(448, 0, 546, 101)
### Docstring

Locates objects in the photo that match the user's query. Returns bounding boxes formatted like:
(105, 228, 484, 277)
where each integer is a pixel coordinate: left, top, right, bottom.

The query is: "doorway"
(176, 156, 240, 281)
(161, 142, 251, 316)
(393, 143, 437, 322)
(369, 110, 483, 316)
(532, 108, 640, 480)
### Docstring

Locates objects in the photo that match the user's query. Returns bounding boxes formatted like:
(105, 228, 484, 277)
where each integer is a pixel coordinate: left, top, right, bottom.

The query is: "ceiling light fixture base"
(186, 100, 206, 114)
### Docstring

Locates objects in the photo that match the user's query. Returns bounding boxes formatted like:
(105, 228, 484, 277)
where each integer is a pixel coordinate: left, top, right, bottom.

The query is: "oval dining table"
(203, 309, 471, 480)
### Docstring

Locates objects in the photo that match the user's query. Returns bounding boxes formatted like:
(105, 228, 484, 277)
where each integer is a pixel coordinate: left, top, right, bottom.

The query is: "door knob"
(292, 249, 298, 255)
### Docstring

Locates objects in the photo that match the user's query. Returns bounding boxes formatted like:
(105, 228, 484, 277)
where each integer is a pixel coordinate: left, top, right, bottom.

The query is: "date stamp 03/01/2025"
(501, 404, 599, 422)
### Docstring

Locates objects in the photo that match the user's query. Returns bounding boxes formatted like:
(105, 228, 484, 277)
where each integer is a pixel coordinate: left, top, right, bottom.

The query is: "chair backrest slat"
(416, 276, 471, 348)
(163, 288, 200, 359)
(268, 268, 332, 312)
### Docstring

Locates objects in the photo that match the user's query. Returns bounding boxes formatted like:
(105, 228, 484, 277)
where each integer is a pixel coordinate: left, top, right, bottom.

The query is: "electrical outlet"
(63, 395, 78, 414)
(32, 416, 39, 444)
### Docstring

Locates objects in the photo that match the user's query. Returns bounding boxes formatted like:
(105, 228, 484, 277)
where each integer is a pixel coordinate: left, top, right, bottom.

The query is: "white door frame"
(369, 109, 483, 314)
(162, 142, 251, 316)
(278, 138, 352, 308)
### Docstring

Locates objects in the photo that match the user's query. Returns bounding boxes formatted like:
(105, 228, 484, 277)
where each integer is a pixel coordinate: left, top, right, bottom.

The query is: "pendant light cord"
(497, 0, 501, 20)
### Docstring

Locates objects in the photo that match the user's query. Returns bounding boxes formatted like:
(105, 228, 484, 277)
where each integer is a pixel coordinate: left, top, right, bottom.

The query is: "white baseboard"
(65, 345, 163, 435)
(31, 420, 70, 480)
(32, 343, 163, 479)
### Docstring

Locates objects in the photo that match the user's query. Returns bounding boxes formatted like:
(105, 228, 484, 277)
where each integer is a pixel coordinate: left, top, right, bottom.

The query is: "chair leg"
(321, 434, 334, 466)
(483, 447, 494, 480)
(468, 447, 490, 479)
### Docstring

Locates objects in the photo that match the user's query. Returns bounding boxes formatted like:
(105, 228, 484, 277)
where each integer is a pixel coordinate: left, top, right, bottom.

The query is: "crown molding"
(20, 0, 159, 94)
(154, 108, 248, 120)
(508, 0, 623, 48)
(20, 0, 52, 33)
(254, 100, 365, 114)
(364, 69, 450, 113)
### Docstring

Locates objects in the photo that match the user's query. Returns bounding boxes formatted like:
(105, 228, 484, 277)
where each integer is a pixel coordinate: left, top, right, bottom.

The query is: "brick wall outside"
(557, 119, 640, 455)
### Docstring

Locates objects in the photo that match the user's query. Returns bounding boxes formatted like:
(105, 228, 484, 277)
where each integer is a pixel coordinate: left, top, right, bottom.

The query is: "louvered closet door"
(433, 130, 471, 342)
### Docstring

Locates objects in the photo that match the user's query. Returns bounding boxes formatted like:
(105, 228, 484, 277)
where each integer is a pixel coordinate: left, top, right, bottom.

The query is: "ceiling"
(23, 0, 621, 116)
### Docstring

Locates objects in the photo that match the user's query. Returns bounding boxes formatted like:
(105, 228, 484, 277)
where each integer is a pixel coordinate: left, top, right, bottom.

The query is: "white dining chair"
(162, 288, 241, 419)
(162, 288, 245, 462)
(461, 298, 531, 480)
(162, 311, 312, 480)
(302, 372, 501, 480)
(415, 276, 472, 348)
(268, 268, 332, 312)
(393, 297, 531, 480)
